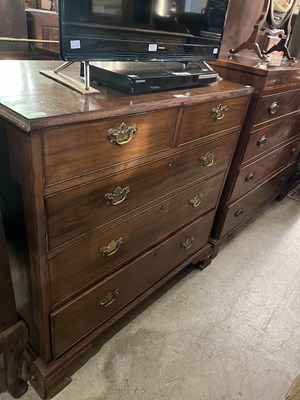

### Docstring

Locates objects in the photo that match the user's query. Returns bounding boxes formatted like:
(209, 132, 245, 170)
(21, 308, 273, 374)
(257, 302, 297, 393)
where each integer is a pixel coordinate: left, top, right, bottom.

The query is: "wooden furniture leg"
(1, 322, 29, 398)
(0, 209, 28, 398)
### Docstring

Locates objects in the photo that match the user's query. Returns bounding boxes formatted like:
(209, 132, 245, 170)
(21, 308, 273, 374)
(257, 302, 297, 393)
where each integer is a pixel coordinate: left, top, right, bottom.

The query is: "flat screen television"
(59, 0, 229, 63)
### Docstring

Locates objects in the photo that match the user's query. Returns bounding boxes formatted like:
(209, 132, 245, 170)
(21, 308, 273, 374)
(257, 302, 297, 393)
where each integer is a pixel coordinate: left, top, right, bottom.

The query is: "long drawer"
(230, 138, 300, 202)
(177, 95, 250, 145)
(220, 163, 295, 238)
(242, 115, 300, 164)
(50, 210, 215, 358)
(49, 172, 225, 307)
(254, 89, 300, 127)
(43, 108, 178, 186)
(46, 133, 236, 249)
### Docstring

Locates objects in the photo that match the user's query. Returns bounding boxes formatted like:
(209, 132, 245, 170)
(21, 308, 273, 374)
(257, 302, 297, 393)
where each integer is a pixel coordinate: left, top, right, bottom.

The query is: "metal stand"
(40, 60, 99, 95)
(54, 61, 91, 91)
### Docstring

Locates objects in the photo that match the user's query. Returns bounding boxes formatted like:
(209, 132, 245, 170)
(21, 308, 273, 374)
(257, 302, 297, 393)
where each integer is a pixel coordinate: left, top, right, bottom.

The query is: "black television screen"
(59, 0, 229, 63)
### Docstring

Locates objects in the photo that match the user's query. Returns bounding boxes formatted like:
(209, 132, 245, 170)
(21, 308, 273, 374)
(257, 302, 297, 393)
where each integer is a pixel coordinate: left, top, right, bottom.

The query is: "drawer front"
(46, 133, 236, 249)
(221, 163, 295, 237)
(49, 172, 225, 306)
(43, 108, 178, 186)
(177, 95, 249, 145)
(230, 138, 300, 202)
(243, 115, 300, 164)
(50, 210, 215, 357)
(254, 89, 300, 127)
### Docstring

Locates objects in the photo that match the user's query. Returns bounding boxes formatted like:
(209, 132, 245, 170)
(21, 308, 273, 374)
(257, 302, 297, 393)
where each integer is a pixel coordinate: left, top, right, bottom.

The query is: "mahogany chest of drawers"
(210, 57, 300, 252)
(0, 60, 252, 399)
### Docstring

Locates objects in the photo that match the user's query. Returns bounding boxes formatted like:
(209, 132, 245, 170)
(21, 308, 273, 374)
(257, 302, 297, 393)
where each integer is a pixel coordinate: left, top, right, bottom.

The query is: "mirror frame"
(268, 0, 298, 28)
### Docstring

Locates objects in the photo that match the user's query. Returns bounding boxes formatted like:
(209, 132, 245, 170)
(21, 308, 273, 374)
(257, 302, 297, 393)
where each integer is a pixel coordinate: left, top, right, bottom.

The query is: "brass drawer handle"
(181, 236, 194, 250)
(245, 172, 255, 182)
(199, 152, 215, 167)
(234, 208, 244, 217)
(107, 122, 137, 146)
(188, 193, 204, 208)
(99, 238, 124, 257)
(98, 289, 120, 307)
(105, 186, 130, 206)
(269, 102, 279, 115)
(257, 135, 267, 147)
(211, 104, 228, 121)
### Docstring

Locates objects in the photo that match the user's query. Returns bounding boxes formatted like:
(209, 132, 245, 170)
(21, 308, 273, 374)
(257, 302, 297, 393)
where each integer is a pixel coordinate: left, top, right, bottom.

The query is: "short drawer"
(242, 115, 300, 164)
(220, 163, 295, 237)
(43, 108, 178, 186)
(230, 138, 300, 202)
(254, 89, 300, 127)
(46, 133, 236, 249)
(49, 172, 225, 306)
(50, 210, 215, 357)
(177, 95, 250, 145)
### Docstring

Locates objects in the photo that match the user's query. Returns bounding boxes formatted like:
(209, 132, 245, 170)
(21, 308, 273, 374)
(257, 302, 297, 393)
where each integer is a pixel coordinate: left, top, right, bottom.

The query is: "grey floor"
(1, 198, 300, 400)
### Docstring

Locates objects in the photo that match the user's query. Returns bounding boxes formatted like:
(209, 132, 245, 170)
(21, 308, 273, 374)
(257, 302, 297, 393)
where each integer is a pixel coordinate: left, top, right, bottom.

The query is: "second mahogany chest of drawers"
(210, 57, 300, 252)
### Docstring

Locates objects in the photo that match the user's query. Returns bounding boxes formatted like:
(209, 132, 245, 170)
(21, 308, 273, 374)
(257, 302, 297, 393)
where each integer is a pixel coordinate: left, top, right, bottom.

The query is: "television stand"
(84, 61, 219, 94)
(40, 61, 100, 95)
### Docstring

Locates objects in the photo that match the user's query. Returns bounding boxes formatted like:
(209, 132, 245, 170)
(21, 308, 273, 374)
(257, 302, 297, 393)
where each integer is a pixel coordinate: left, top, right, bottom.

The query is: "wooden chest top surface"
(0, 60, 253, 132)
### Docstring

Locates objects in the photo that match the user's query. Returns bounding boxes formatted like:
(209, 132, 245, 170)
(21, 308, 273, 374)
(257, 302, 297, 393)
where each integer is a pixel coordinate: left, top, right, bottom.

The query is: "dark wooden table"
(0, 209, 28, 398)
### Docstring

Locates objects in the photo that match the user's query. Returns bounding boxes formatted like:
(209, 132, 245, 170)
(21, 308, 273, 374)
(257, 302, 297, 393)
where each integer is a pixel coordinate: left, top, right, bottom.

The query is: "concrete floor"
(1, 198, 300, 400)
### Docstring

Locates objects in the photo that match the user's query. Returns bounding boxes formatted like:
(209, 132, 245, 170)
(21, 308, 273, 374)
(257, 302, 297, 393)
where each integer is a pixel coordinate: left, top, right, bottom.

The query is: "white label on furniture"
(70, 40, 81, 49)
